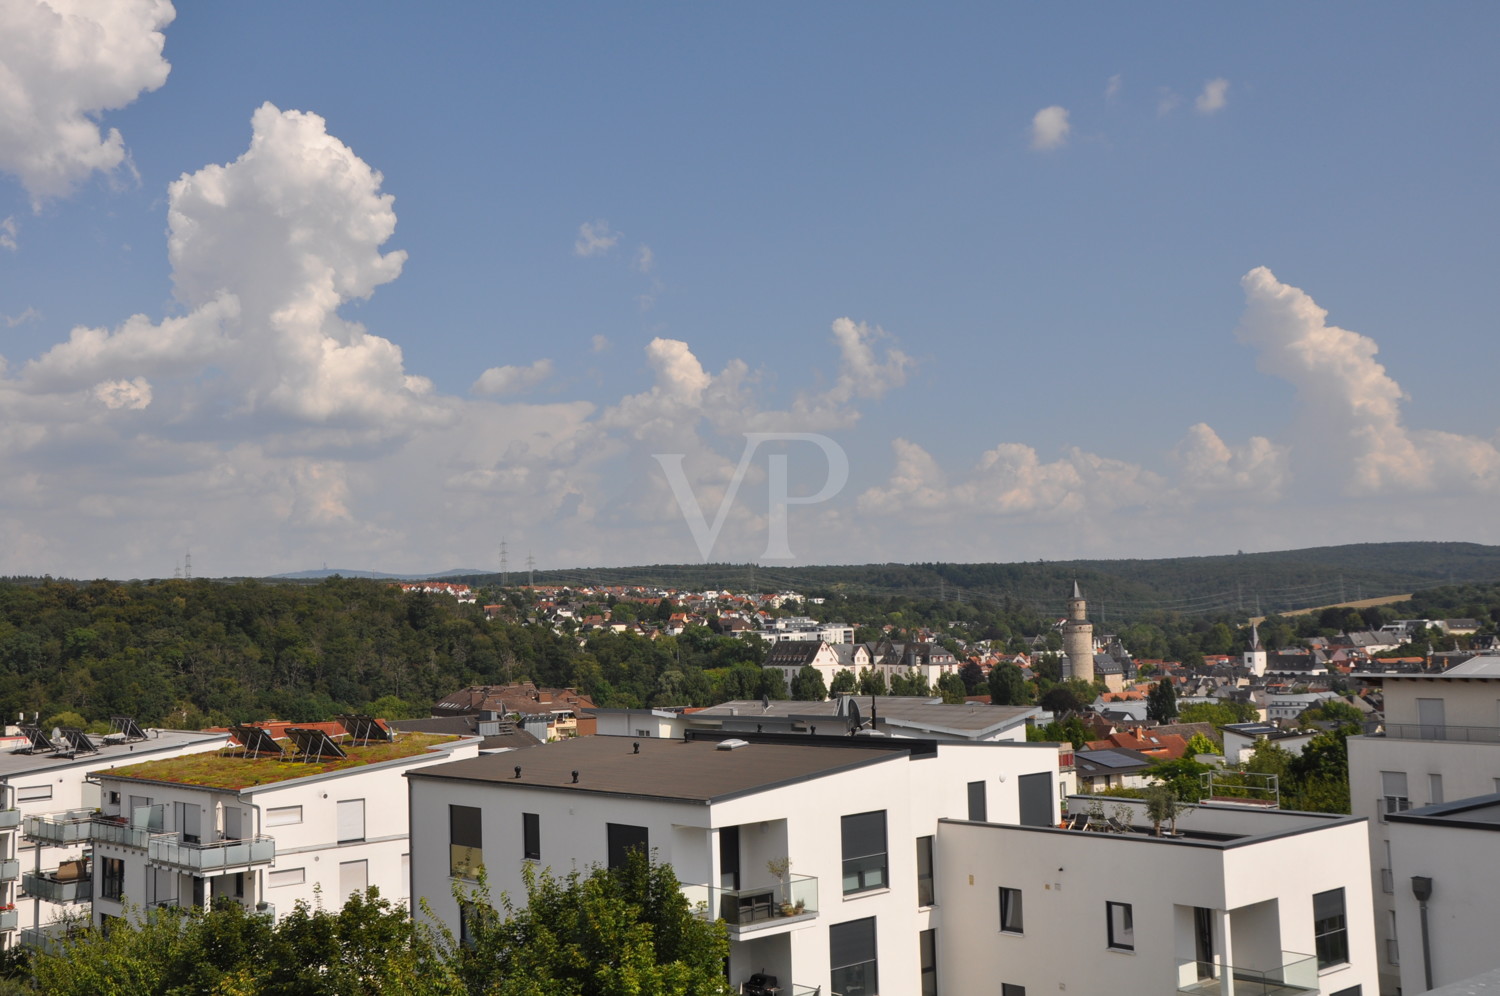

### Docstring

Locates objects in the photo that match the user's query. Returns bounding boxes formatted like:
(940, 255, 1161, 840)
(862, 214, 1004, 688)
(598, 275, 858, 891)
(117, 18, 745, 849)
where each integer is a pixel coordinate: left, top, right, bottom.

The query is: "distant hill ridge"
(275, 542, 1500, 621)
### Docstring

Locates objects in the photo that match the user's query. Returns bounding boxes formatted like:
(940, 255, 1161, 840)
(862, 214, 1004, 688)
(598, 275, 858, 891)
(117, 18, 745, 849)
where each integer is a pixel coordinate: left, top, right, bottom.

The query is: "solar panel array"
(57, 727, 97, 756)
(286, 727, 347, 763)
(229, 725, 284, 758)
(336, 714, 392, 744)
(14, 724, 53, 754)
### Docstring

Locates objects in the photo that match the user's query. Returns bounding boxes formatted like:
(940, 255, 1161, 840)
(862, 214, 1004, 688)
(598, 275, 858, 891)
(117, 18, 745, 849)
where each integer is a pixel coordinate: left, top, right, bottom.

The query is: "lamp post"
(1411, 875, 1434, 991)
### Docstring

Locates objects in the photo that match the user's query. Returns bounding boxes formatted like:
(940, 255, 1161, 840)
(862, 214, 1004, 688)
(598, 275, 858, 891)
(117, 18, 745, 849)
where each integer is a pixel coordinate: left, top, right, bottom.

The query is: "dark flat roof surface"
(407, 734, 900, 802)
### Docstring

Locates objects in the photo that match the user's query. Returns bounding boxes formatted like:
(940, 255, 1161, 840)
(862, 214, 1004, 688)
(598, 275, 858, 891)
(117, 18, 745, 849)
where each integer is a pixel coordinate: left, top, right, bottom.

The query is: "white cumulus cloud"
(93, 376, 152, 410)
(1171, 422, 1287, 499)
(1105, 74, 1122, 102)
(0, 216, 16, 251)
(1029, 106, 1071, 151)
(1196, 78, 1230, 114)
(574, 220, 619, 257)
(472, 358, 553, 396)
(0, 0, 174, 205)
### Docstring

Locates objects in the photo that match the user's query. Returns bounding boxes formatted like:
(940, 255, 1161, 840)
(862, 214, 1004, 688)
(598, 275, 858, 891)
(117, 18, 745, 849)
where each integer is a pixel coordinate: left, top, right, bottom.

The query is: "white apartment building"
(66, 720, 478, 933)
(1347, 656, 1500, 994)
(407, 732, 1061, 996)
(7, 722, 225, 949)
(939, 794, 1377, 996)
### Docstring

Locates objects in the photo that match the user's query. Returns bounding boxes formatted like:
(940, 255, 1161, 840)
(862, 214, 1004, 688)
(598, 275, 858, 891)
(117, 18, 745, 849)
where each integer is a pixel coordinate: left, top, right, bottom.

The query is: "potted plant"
(767, 856, 793, 915)
(1145, 785, 1189, 836)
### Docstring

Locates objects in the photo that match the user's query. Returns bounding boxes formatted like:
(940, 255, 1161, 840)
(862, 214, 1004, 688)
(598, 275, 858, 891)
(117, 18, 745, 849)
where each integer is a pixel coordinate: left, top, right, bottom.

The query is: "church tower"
(1243, 622, 1267, 677)
(1063, 581, 1095, 684)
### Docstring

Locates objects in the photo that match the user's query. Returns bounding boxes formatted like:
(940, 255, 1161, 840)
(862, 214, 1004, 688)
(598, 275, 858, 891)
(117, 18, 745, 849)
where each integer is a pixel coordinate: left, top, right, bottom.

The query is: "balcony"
(1176, 953, 1318, 996)
(22, 869, 91, 904)
(91, 818, 152, 849)
(0, 858, 18, 882)
(681, 874, 819, 937)
(148, 834, 275, 873)
(1380, 867, 1394, 893)
(1379, 722, 1500, 743)
(0, 909, 14, 931)
(0, 808, 21, 830)
(23, 809, 96, 845)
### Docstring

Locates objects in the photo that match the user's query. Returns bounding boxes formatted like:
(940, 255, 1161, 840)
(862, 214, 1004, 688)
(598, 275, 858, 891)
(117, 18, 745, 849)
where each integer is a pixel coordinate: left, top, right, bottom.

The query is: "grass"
(100, 732, 460, 790)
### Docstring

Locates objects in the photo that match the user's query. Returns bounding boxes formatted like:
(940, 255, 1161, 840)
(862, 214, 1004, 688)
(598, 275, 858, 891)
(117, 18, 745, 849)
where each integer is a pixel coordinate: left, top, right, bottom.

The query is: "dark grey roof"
(406, 734, 899, 803)
(1073, 747, 1155, 774)
(389, 716, 541, 751)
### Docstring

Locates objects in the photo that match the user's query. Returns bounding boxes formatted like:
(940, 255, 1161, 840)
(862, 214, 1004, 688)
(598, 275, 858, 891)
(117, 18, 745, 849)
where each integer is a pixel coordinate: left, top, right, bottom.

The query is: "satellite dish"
(847, 700, 862, 731)
(761, 693, 770, 712)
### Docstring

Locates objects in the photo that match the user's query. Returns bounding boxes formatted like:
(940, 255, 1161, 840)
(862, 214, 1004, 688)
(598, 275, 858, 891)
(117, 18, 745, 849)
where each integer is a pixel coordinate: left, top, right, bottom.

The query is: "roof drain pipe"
(1412, 875, 1434, 992)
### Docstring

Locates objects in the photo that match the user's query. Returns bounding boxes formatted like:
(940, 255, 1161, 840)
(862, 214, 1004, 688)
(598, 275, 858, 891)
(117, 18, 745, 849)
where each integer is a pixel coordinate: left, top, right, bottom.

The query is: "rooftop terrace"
(101, 732, 461, 790)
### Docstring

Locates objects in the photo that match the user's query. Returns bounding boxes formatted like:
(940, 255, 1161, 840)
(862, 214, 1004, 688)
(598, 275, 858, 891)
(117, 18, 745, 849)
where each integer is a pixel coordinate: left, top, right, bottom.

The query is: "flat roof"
(406, 734, 904, 803)
(1388, 792, 1500, 831)
(0, 728, 225, 781)
(684, 697, 1038, 734)
(102, 732, 463, 791)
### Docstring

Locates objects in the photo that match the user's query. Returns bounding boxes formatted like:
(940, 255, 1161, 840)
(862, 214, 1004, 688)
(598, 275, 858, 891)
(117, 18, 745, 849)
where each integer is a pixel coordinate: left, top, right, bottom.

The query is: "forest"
(0, 569, 1496, 730)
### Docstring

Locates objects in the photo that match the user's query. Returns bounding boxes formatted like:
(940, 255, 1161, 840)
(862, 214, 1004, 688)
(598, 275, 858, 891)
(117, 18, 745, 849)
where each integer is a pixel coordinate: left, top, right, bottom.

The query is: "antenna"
(184, 549, 192, 580)
(499, 537, 509, 588)
(173, 558, 182, 579)
(527, 552, 536, 587)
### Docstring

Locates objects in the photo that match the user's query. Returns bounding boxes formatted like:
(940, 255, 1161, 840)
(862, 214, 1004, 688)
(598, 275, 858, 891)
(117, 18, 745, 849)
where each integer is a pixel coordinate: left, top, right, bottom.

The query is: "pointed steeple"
(1072, 579, 1083, 600)
(1250, 622, 1261, 651)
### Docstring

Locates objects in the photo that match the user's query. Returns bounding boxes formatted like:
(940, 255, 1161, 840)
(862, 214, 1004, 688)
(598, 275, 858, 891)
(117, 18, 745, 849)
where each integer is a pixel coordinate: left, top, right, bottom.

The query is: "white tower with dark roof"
(1244, 622, 1267, 677)
(1063, 581, 1095, 684)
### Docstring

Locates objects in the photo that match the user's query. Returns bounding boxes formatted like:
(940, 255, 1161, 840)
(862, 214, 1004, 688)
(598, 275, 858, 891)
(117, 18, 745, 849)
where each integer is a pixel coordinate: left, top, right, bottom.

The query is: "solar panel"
(14, 724, 55, 754)
(286, 727, 348, 763)
(229, 725, 285, 758)
(336, 714, 392, 744)
(58, 728, 98, 755)
(110, 716, 148, 742)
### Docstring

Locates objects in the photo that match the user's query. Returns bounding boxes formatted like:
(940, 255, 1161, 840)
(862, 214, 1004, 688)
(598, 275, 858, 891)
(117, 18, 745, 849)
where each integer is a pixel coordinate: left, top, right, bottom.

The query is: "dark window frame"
(919, 927, 938, 996)
(1106, 901, 1134, 951)
(101, 857, 125, 901)
(830, 917, 878, 996)
(523, 812, 540, 861)
(967, 780, 987, 822)
(606, 823, 650, 871)
(841, 810, 888, 896)
(1000, 886, 1024, 933)
(1314, 888, 1349, 969)
(449, 804, 483, 879)
(915, 835, 935, 907)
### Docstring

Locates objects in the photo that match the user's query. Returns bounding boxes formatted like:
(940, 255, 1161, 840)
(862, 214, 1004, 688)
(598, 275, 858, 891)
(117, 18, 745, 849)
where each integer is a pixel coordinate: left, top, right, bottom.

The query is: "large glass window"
(1314, 888, 1349, 969)
(101, 857, 124, 901)
(1000, 887, 1024, 933)
(1002, 986, 1026, 996)
(841, 811, 887, 895)
(830, 917, 878, 996)
(915, 836, 935, 907)
(919, 927, 938, 996)
(607, 823, 649, 870)
(967, 781, 987, 822)
(1106, 901, 1134, 950)
(1381, 771, 1409, 818)
(450, 805, 483, 879)
(523, 813, 540, 861)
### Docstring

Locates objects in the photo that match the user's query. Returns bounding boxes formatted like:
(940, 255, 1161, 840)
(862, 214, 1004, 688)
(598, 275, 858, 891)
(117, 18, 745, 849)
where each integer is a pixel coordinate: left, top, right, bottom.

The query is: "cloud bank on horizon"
(1, 5, 1496, 578)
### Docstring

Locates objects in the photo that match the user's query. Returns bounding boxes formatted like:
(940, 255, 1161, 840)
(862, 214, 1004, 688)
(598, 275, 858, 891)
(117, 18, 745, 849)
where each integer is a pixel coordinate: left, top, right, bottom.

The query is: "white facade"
(84, 731, 478, 930)
(938, 796, 1378, 996)
(6, 727, 226, 949)
(590, 698, 1037, 743)
(1347, 659, 1500, 994)
(408, 734, 1060, 996)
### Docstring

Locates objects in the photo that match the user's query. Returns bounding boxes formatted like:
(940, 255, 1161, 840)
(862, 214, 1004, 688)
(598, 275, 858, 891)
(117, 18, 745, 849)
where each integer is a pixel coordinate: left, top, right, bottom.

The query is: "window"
(339, 859, 368, 902)
(336, 799, 365, 843)
(1106, 901, 1134, 950)
(606, 823, 649, 870)
(919, 927, 938, 996)
(1428, 773, 1444, 805)
(1314, 888, 1349, 969)
(17, 785, 51, 802)
(266, 806, 302, 826)
(967, 780, 987, 822)
(915, 836, 935, 907)
(1385, 910, 1399, 965)
(1331, 987, 1362, 996)
(523, 812, 540, 861)
(1380, 771, 1409, 819)
(450, 805, 483, 879)
(830, 917, 877, 996)
(999, 887, 1024, 933)
(841, 811, 887, 895)
(1002, 986, 1026, 996)
(268, 867, 304, 888)
(101, 857, 125, 901)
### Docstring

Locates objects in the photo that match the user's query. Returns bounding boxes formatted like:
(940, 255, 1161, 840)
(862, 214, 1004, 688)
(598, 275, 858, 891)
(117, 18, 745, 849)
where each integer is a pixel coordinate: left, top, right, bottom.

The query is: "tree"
(449, 852, 732, 996)
(791, 665, 827, 701)
(1039, 686, 1083, 716)
(1177, 701, 1260, 729)
(857, 668, 887, 696)
(1145, 757, 1211, 802)
(829, 668, 856, 694)
(958, 661, 985, 695)
(988, 663, 1029, 706)
(936, 673, 966, 705)
(1146, 679, 1177, 724)
(1144, 784, 1189, 836)
(1186, 732, 1219, 757)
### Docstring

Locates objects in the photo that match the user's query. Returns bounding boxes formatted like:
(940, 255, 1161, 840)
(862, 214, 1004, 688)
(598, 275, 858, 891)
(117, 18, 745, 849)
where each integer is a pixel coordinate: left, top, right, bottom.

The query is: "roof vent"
(716, 738, 750, 751)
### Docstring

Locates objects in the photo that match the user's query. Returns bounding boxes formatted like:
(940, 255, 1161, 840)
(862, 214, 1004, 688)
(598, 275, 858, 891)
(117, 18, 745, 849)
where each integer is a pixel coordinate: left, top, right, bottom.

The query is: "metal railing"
(147, 833, 275, 873)
(91, 819, 152, 849)
(1377, 797, 1411, 823)
(0, 809, 20, 830)
(1380, 722, 1500, 743)
(21, 870, 91, 904)
(1177, 952, 1318, 995)
(20, 926, 66, 953)
(22, 809, 97, 845)
(680, 874, 819, 931)
(1386, 937, 1400, 965)
(1380, 867, 1394, 893)
(0, 859, 18, 882)
(0, 909, 16, 931)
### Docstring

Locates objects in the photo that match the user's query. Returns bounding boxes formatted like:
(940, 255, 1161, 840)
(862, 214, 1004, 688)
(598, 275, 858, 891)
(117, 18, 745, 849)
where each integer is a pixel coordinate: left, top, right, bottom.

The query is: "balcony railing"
(0, 909, 15, 931)
(91, 819, 152, 849)
(1177, 952, 1318, 996)
(21, 870, 91, 904)
(681, 874, 819, 934)
(23, 809, 97, 845)
(1387, 937, 1400, 965)
(148, 834, 275, 873)
(20, 926, 66, 953)
(1380, 867, 1394, 893)
(0, 858, 18, 882)
(1380, 722, 1500, 743)
(0, 808, 21, 830)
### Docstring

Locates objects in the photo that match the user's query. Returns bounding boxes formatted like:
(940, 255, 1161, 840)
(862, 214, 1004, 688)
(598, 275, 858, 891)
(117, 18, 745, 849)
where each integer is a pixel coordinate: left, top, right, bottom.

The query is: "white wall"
(1387, 818, 1500, 992)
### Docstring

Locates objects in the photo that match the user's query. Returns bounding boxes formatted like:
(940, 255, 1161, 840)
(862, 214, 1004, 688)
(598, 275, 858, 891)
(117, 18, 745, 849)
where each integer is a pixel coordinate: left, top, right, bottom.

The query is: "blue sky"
(1, 2, 1497, 578)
